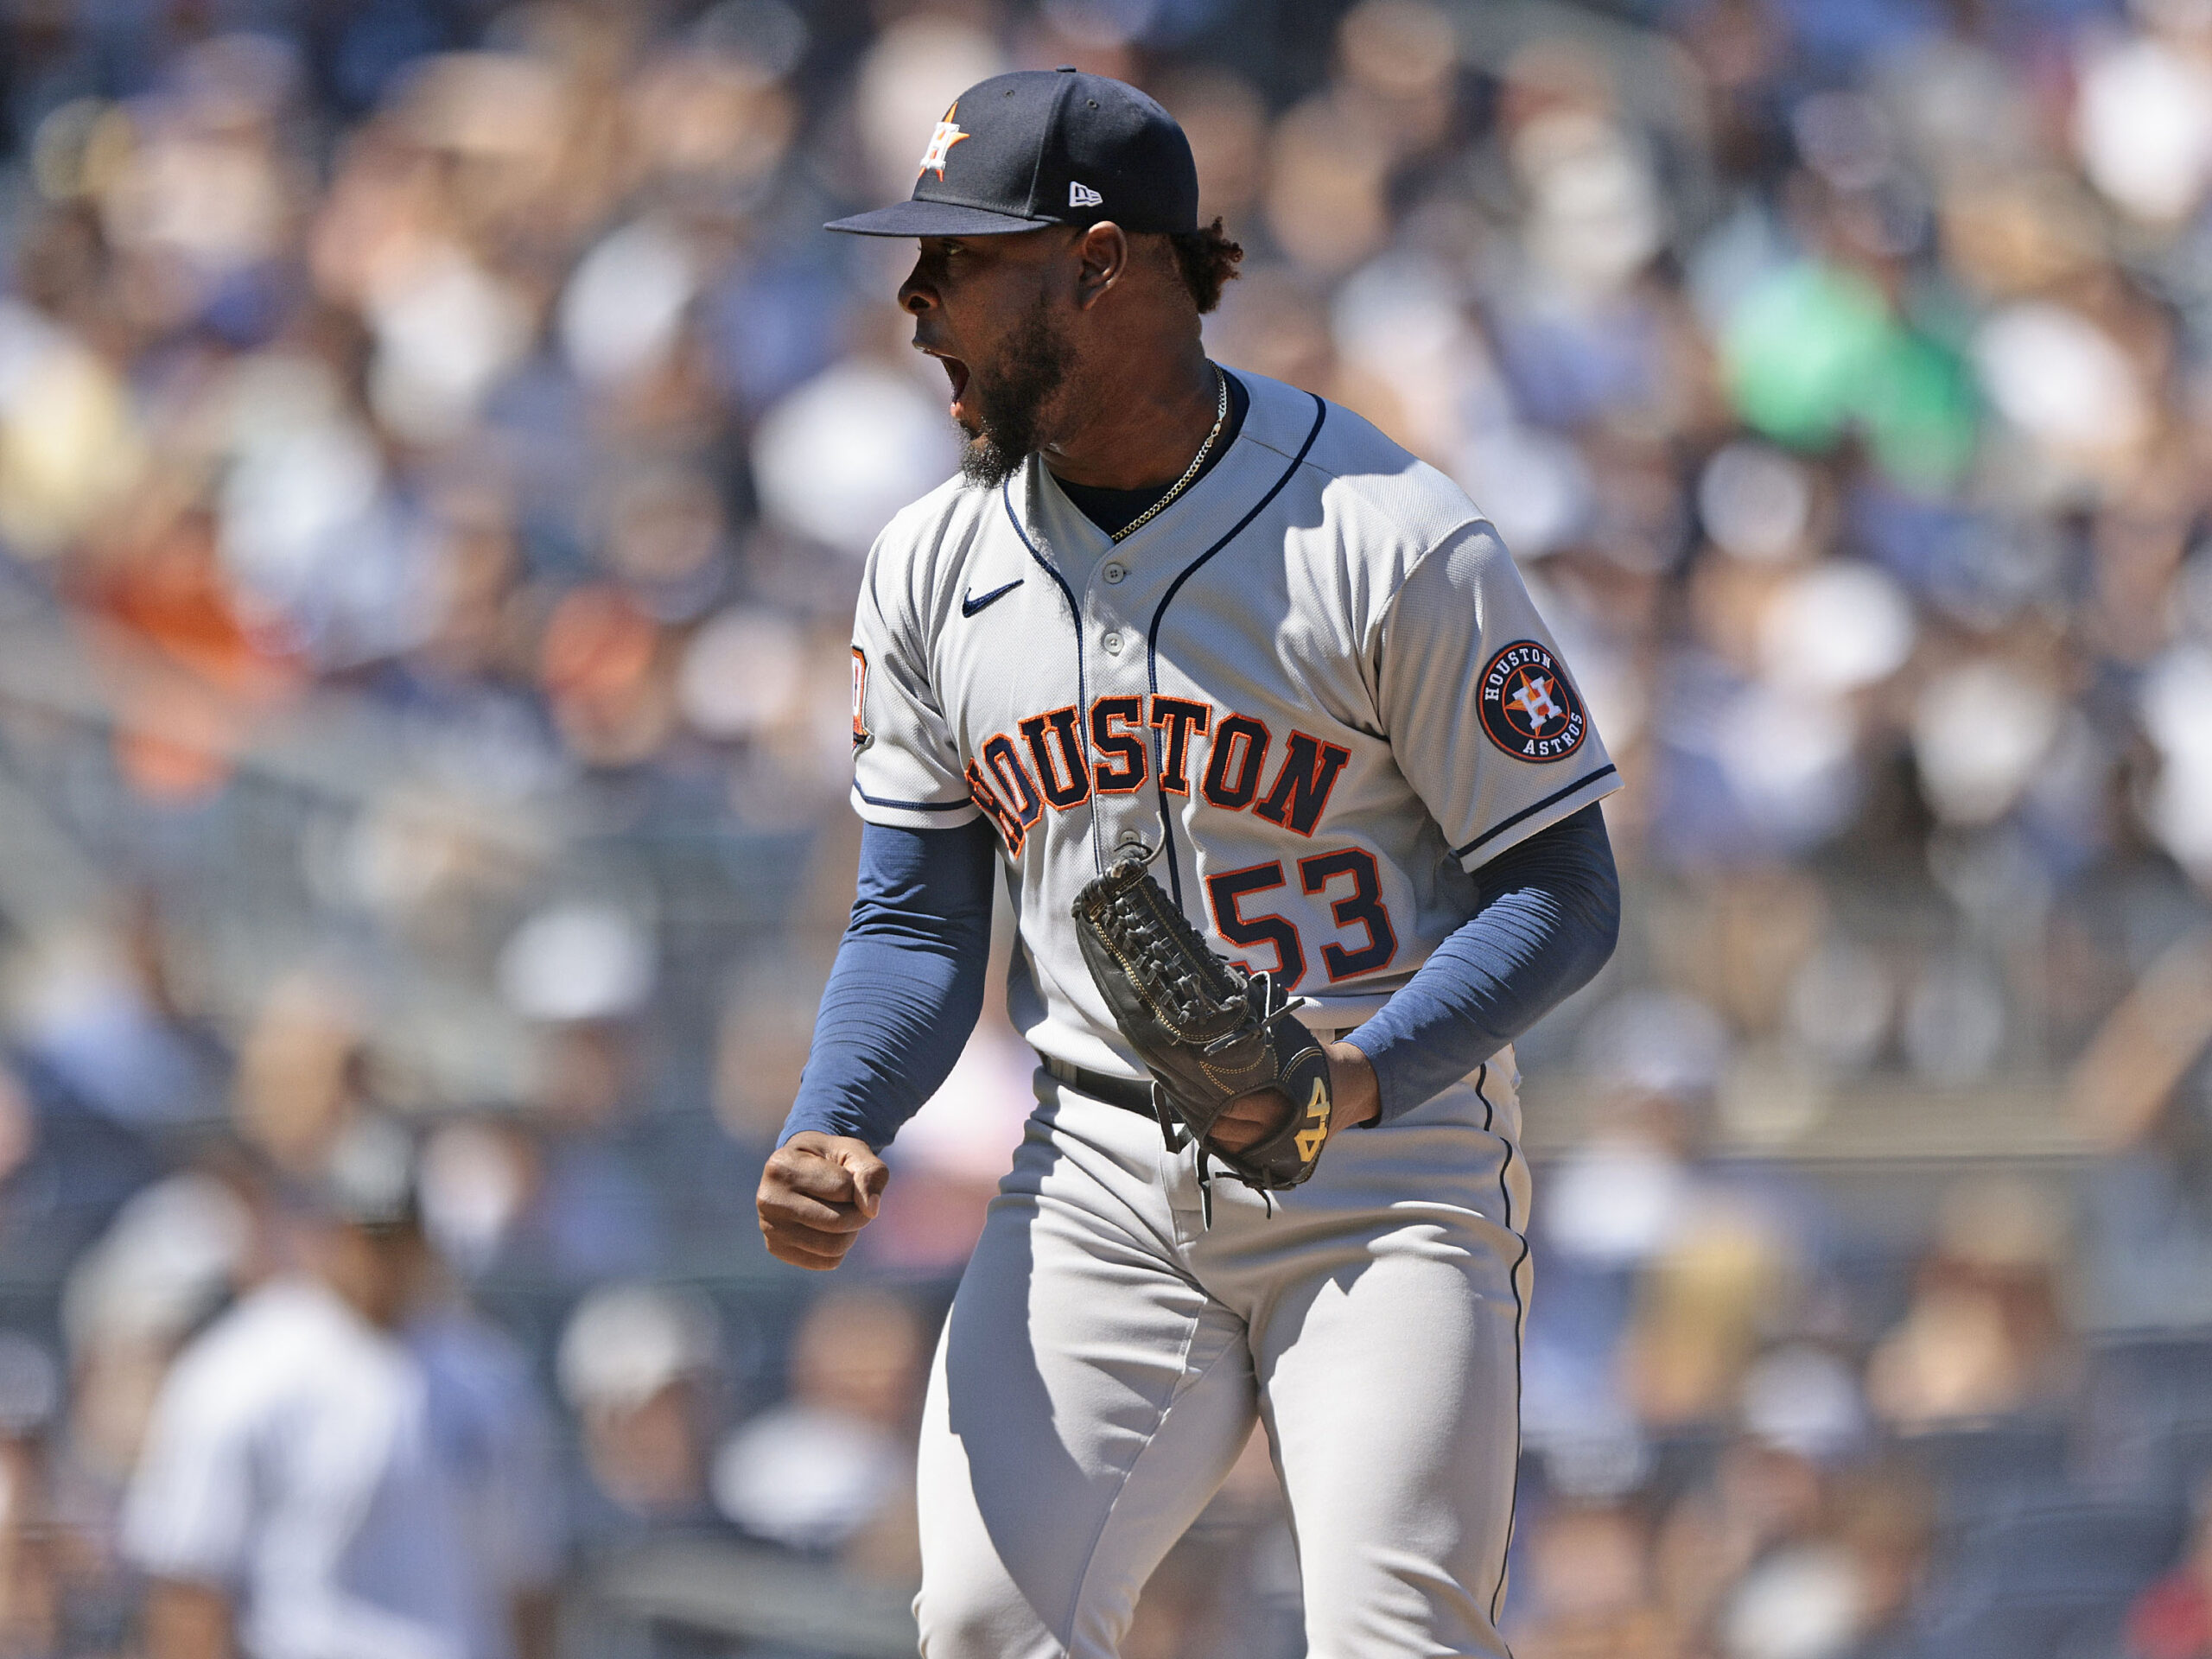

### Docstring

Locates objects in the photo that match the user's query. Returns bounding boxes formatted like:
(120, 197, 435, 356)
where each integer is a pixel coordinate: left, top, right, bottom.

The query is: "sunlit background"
(1, 0, 2211, 1653)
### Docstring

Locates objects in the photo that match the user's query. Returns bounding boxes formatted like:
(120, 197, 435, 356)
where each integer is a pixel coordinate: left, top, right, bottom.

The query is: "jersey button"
(1103, 562, 1127, 584)
(1103, 631, 1124, 655)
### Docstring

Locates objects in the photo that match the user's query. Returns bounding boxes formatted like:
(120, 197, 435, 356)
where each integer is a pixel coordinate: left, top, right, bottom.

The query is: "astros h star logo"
(1478, 639, 1589, 762)
(918, 105, 969, 178)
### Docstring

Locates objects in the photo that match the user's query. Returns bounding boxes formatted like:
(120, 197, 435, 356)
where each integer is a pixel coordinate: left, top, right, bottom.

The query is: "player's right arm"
(756, 817, 997, 1269)
(758, 505, 996, 1269)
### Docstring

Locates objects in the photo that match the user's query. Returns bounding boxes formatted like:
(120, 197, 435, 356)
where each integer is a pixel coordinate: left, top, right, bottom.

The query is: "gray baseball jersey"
(849, 366, 1621, 1079)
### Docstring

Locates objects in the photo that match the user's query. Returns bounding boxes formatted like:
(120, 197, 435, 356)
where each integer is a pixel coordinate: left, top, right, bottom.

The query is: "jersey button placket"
(1087, 566, 1149, 853)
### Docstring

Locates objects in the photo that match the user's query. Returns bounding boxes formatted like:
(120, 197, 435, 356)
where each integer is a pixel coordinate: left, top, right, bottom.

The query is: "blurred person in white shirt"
(121, 1116, 562, 1659)
(556, 1282, 722, 1540)
(709, 1287, 925, 1575)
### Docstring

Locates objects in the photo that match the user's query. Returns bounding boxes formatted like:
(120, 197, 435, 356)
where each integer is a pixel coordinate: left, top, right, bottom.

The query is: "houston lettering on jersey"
(965, 694, 1352, 855)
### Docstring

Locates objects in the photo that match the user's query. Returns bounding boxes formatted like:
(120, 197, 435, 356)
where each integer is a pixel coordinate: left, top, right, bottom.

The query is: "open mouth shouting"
(918, 344, 973, 426)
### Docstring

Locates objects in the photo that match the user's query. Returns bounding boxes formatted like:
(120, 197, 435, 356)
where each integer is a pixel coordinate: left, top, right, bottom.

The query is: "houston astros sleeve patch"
(1372, 518, 1621, 871)
(1478, 641, 1587, 763)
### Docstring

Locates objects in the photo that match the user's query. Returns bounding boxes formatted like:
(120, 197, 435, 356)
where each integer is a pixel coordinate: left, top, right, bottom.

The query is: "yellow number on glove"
(1294, 1076, 1332, 1164)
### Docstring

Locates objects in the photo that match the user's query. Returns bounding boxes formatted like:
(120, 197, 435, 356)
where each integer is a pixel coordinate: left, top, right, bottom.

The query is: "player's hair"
(1167, 219, 1243, 314)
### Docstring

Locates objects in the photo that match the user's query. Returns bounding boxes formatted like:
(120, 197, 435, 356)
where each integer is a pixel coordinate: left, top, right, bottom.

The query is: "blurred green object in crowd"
(1858, 329, 1979, 494)
(1723, 262, 1977, 493)
(1724, 263, 1890, 448)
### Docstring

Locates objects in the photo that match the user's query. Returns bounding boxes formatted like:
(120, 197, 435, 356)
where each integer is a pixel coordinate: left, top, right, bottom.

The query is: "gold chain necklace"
(1109, 365, 1229, 543)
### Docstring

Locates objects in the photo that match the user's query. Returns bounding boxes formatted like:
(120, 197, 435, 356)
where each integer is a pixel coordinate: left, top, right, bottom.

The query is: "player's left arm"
(1332, 518, 1625, 1125)
(1338, 803, 1618, 1122)
(1206, 804, 1618, 1148)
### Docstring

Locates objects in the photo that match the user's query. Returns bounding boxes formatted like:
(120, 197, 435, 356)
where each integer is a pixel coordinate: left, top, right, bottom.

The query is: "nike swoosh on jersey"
(961, 579, 1024, 617)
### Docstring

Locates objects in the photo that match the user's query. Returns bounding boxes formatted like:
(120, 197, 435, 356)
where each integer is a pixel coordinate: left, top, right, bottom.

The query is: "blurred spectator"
(711, 1286, 925, 1581)
(499, 1017, 671, 1287)
(1829, 1465, 1936, 1658)
(2072, 935, 2212, 1332)
(0, 1333, 62, 1657)
(2130, 1481, 2212, 1659)
(122, 1116, 559, 1659)
(1509, 1500, 1678, 1659)
(493, 903, 672, 1285)
(1657, 1432, 1831, 1649)
(231, 973, 371, 1179)
(61, 1169, 253, 1487)
(10, 922, 221, 1130)
(416, 1116, 532, 1281)
(1525, 990, 1732, 1485)
(1617, 1161, 1798, 1432)
(558, 1282, 721, 1538)
(42, 1166, 257, 1654)
(1866, 1174, 2078, 1428)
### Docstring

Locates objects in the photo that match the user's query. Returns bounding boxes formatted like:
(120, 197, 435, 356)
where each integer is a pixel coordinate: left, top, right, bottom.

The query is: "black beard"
(957, 306, 1074, 490)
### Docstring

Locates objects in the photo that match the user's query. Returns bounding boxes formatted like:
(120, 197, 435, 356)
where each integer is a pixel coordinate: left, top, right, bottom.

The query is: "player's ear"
(1071, 222, 1129, 310)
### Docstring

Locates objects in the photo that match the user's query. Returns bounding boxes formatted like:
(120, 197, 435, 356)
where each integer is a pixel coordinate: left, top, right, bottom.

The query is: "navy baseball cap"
(825, 67, 1199, 238)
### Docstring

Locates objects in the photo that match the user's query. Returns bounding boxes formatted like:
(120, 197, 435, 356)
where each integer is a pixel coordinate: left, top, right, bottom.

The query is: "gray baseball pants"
(913, 1058, 1530, 1658)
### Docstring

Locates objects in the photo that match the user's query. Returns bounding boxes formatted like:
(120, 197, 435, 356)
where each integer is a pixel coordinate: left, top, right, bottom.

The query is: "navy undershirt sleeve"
(781, 804, 1614, 1145)
(779, 818, 997, 1150)
(1349, 804, 1621, 1124)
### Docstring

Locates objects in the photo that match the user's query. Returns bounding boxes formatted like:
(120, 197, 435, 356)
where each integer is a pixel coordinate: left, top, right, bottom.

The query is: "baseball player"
(756, 68, 1622, 1659)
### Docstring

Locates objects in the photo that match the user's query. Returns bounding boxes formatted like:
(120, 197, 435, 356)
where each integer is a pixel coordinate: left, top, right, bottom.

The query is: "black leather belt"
(1039, 1053, 1154, 1116)
(1039, 1038, 1346, 1120)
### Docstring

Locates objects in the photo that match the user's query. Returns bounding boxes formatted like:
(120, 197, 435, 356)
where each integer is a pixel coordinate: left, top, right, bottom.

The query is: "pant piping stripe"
(1476, 1062, 1528, 1647)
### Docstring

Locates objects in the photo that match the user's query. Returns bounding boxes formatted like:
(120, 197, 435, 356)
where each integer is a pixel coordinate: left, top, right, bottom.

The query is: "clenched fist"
(757, 1133, 889, 1270)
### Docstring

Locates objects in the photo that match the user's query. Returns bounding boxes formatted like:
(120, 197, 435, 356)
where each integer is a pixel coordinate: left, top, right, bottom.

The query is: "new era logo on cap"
(826, 67, 1197, 239)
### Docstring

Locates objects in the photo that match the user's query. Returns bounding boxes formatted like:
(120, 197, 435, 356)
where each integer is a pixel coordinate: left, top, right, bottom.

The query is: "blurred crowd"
(3, 0, 2212, 1651)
